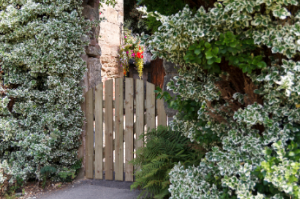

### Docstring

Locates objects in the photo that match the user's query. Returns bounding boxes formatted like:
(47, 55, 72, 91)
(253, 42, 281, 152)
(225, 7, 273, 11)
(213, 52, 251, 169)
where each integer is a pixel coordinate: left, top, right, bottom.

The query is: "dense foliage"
(124, 0, 207, 34)
(139, 0, 300, 198)
(131, 126, 203, 199)
(0, 0, 89, 189)
(135, 0, 187, 33)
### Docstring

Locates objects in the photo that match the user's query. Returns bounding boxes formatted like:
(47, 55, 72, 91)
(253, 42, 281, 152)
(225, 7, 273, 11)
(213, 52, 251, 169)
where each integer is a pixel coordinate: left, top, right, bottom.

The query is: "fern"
(130, 126, 203, 199)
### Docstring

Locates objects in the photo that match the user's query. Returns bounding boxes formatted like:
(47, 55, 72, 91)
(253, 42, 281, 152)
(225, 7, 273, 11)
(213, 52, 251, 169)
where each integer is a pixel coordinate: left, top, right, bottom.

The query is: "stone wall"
(99, 0, 124, 81)
(82, 0, 102, 91)
(78, 0, 103, 179)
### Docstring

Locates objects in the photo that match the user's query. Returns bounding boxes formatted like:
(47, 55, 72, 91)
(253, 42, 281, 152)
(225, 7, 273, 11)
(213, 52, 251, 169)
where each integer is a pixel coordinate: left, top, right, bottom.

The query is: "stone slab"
(88, 57, 102, 89)
(82, 5, 98, 21)
(99, 22, 120, 46)
(104, 7, 119, 24)
(86, 45, 101, 57)
(100, 45, 119, 57)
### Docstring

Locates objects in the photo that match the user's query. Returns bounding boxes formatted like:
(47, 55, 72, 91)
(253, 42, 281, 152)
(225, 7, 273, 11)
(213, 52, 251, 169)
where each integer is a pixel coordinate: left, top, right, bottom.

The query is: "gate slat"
(125, 78, 134, 181)
(146, 82, 156, 132)
(85, 78, 169, 181)
(95, 83, 103, 179)
(157, 99, 167, 127)
(136, 79, 144, 150)
(105, 79, 114, 180)
(85, 89, 94, 179)
(115, 78, 124, 181)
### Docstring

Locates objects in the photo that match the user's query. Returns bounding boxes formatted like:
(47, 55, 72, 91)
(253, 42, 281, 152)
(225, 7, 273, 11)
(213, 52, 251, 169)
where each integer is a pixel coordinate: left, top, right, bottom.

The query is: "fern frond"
(161, 180, 170, 189)
(130, 126, 203, 199)
(153, 188, 170, 199)
(144, 180, 162, 188)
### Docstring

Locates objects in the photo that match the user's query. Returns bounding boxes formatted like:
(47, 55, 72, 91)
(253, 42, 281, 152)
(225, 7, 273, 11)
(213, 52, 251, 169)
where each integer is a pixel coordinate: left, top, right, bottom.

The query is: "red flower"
(141, 55, 144, 58)
(136, 52, 142, 58)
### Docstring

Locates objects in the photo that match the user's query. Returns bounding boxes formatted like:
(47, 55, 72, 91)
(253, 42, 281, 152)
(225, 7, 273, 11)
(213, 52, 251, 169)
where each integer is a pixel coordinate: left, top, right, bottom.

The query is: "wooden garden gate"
(85, 78, 168, 181)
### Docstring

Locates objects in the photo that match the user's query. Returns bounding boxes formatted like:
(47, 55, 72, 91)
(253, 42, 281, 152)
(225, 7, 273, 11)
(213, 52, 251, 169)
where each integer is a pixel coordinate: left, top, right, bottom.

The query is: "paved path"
(36, 179, 141, 199)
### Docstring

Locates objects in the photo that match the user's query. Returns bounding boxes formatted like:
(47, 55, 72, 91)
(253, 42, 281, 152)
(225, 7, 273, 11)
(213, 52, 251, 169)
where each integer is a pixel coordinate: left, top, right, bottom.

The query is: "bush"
(0, 0, 87, 186)
(139, 1, 300, 198)
(125, 0, 207, 34)
(131, 126, 203, 199)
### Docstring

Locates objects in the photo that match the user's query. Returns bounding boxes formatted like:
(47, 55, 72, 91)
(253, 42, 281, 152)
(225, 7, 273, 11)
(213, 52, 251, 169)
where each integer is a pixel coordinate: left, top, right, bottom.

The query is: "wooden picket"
(115, 78, 124, 181)
(157, 99, 167, 126)
(135, 79, 144, 152)
(84, 77, 168, 181)
(95, 83, 103, 179)
(146, 82, 156, 131)
(125, 78, 134, 181)
(85, 89, 94, 179)
(105, 79, 113, 180)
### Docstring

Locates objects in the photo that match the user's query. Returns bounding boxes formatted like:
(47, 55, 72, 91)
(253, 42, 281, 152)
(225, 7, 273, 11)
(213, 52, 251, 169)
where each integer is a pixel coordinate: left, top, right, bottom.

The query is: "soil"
(0, 181, 73, 199)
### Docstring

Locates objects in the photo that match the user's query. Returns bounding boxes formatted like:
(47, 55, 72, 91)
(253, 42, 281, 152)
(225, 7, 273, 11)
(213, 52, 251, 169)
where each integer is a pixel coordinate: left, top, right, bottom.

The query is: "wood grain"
(105, 79, 113, 180)
(115, 78, 124, 181)
(125, 78, 134, 181)
(85, 89, 94, 179)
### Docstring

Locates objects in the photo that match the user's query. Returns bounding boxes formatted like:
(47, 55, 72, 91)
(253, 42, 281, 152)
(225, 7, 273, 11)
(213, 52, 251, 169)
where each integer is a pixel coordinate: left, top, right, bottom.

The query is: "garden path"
(35, 179, 141, 199)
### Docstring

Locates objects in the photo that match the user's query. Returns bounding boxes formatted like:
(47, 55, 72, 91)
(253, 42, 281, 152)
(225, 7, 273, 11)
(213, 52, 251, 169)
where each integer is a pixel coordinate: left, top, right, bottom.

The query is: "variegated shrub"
(139, 0, 300, 198)
(0, 0, 88, 185)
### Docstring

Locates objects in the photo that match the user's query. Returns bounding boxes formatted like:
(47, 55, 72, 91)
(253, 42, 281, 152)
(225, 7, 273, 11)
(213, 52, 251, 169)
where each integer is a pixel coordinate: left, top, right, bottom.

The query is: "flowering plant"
(119, 31, 144, 78)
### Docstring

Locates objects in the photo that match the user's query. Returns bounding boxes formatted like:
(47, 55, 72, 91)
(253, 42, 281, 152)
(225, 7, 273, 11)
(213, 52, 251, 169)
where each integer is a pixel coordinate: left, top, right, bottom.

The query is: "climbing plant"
(0, 0, 92, 189)
(139, 0, 300, 198)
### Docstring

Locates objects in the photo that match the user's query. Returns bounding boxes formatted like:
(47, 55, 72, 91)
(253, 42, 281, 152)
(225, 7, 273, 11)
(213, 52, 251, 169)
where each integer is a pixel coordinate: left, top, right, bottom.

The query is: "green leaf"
(194, 49, 201, 55)
(289, 152, 296, 157)
(295, 149, 300, 154)
(225, 31, 234, 39)
(207, 59, 215, 65)
(188, 45, 196, 50)
(215, 57, 221, 63)
(242, 65, 249, 73)
(195, 57, 202, 64)
(205, 50, 213, 59)
(230, 41, 237, 48)
(155, 87, 162, 92)
(205, 42, 211, 49)
(212, 47, 219, 55)
(257, 61, 267, 68)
